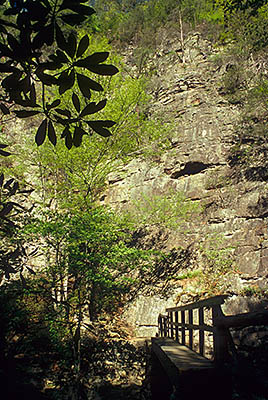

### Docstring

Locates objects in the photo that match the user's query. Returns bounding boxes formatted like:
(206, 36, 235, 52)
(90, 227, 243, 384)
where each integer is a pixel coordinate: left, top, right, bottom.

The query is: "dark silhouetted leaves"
(62, 127, 72, 149)
(4, 178, 14, 188)
(54, 115, 70, 126)
(86, 120, 115, 137)
(0, 42, 13, 57)
(26, 1, 49, 21)
(26, 266, 36, 274)
(47, 99, 61, 110)
(74, 53, 119, 75)
(13, 110, 40, 118)
(0, 202, 13, 217)
(66, 32, 77, 59)
(20, 75, 31, 94)
(0, 148, 11, 156)
(9, 181, 19, 195)
(55, 108, 71, 118)
(76, 35, 89, 58)
(74, 52, 109, 67)
(60, 1, 95, 16)
(86, 64, 119, 76)
(35, 119, 47, 146)
(33, 23, 54, 49)
(48, 120, 57, 145)
(60, 13, 87, 26)
(36, 69, 58, 86)
(72, 93, 80, 112)
(59, 69, 75, 94)
(80, 99, 107, 118)
(40, 61, 61, 71)
(0, 63, 17, 73)
(77, 73, 103, 97)
(73, 126, 86, 147)
(0, 173, 4, 187)
(0, 144, 9, 150)
(55, 23, 68, 52)
(29, 84, 37, 106)
(0, 103, 10, 114)
(7, 33, 20, 52)
(2, 71, 23, 91)
(50, 49, 69, 64)
(0, 0, 118, 151)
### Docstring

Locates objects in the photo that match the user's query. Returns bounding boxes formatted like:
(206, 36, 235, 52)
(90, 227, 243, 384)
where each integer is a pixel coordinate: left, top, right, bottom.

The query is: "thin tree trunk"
(179, 11, 185, 64)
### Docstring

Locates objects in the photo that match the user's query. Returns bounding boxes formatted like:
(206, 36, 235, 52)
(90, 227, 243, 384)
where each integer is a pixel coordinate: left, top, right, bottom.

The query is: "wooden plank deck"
(151, 337, 214, 388)
(151, 337, 232, 400)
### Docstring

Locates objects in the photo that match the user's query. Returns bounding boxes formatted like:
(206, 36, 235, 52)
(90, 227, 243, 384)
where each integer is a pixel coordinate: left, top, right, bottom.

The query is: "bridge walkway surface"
(150, 295, 268, 400)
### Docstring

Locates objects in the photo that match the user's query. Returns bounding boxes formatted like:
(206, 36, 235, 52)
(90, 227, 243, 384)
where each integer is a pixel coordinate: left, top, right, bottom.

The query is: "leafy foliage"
(0, 172, 34, 279)
(125, 189, 202, 230)
(20, 205, 154, 394)
(3, 34, 172, 208)
(24, 206, 153, 318)
(0, 0, 119, 151)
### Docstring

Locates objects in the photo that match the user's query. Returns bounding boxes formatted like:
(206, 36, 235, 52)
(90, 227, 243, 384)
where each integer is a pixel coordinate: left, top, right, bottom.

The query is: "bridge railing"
(159, 295, 230, 363)
(158, 295, 268, 363)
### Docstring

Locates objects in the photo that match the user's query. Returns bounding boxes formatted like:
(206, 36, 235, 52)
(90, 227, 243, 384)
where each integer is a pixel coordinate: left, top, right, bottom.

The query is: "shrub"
(126, 189, 202, 230)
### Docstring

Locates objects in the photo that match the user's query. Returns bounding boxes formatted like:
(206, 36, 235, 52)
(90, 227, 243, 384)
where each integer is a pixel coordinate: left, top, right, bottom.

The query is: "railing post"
(158, 315, 162, 336)
(170, 312, 174, 339)
(212, 305, 229, 363)
(175, 311, 179, 342)
(181, 311, 185, 345)
(189, 309, 193, 350)
(198, 307, 204, 356)
(163, 315, 167, 337)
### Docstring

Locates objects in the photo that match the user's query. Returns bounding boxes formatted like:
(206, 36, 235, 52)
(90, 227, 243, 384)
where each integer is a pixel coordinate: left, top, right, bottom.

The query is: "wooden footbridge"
(151, 295, 268, 400)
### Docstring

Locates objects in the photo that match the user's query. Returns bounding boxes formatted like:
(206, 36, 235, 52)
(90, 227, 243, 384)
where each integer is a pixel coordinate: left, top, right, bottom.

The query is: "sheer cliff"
(101, 30, 268, 336)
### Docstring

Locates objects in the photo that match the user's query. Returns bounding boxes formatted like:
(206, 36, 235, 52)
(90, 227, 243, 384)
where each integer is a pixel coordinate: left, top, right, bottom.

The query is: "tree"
(23, 206, 153, 397)
(0, 0, 119, 151)
(215, 0, 268, 18)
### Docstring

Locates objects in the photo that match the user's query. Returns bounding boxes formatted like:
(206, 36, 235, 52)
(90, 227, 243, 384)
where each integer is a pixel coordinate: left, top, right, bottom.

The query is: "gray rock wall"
(103, 32, 268, 335)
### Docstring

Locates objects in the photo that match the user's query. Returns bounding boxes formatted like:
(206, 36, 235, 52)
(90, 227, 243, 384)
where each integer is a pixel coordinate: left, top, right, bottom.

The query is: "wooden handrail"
(215, 309, 268, 328)
(166, 295, 228, 312)
(158, 295, 268, 364)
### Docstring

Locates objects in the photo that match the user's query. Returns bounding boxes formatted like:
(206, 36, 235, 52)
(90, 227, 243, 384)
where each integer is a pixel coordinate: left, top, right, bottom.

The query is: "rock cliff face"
(102, 31, 268, 335)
